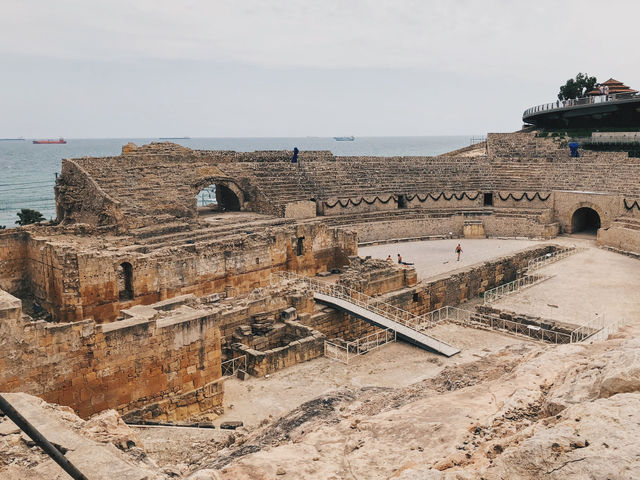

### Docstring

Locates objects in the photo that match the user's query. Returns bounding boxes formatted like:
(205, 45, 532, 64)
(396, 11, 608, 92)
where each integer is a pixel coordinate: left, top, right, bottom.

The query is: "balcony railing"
(523, 93, 640, 119)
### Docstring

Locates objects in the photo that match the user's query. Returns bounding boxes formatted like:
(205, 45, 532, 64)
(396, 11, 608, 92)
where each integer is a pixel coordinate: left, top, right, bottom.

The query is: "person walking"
(455, 243, 463, 261)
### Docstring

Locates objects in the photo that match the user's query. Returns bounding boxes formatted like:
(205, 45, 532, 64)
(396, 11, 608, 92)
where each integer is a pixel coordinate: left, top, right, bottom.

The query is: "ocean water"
(0, 136, 473, 227)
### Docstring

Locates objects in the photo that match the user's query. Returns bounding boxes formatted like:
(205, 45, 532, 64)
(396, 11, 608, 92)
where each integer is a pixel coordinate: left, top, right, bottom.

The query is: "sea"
(0, 136, 475, 227)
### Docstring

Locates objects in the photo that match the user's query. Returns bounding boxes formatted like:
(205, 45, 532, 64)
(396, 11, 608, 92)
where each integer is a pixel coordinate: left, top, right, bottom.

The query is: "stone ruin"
(1, 130, 640, 449)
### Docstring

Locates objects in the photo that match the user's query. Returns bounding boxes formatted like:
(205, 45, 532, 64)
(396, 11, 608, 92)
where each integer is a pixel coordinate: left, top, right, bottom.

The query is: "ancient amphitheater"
(1, 131, 640, 479)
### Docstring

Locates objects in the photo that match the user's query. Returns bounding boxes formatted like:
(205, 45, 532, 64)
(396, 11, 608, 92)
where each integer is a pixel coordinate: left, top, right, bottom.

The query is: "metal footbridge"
(272, 272, 460, 357)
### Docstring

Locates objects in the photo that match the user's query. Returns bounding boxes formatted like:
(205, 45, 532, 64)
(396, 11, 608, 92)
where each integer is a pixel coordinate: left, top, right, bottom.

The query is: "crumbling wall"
(0, 290, 223, 421)
(0, 230, 28, 294)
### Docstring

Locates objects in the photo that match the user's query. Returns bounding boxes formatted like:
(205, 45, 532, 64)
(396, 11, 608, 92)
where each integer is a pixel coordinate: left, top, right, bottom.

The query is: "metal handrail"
(221, 355, 247, 377)
(527, 247, 584, 272)
(483, 273, 550, 304)
(324, 328, 397, 364)
(523, 93, 639, 118)
(271, 272, 451, 353)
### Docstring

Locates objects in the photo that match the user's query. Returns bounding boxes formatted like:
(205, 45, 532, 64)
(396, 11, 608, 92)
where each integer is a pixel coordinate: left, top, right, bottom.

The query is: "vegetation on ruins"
(15, 208, 45, 226)
(557, 72, 597, 100)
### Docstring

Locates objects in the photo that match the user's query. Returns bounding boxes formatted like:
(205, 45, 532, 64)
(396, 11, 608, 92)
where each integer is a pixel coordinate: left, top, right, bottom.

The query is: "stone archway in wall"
(195, 178, 245, 213)
(571, 207, 601, 234)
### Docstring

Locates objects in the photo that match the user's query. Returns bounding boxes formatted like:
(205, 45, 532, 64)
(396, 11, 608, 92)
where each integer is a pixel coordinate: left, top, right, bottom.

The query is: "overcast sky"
(2, 0, 639, 138)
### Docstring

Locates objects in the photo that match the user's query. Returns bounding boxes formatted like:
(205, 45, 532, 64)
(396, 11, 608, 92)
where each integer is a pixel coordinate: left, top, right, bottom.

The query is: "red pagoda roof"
(588, 78, 638, 96)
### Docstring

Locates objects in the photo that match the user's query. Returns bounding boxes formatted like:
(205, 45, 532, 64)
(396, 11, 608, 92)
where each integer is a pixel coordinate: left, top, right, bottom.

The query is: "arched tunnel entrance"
(197, 183, 242, 212)
(571, 207, 601, 234)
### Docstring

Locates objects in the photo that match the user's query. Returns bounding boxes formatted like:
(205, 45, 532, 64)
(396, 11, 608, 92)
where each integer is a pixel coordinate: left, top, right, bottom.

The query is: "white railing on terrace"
(221, 355, 247, 377)
(483, 273, 550, 304)
(271, 272, 424, 331)
(523, 92, 639, 118)
(324, 329, 396, 364)
(527, 247, 585, 272)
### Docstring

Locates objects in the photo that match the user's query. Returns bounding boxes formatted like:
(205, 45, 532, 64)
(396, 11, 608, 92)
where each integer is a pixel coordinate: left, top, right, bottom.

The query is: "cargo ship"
(333, 136, 355, 141)
(33, 138, 67, 144)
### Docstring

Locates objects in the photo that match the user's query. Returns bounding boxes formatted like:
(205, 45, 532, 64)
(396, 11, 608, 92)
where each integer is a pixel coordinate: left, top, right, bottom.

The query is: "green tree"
(0, 225, 5, 230)
(15, 208, 45, 226)
(558, 73, 597, 100)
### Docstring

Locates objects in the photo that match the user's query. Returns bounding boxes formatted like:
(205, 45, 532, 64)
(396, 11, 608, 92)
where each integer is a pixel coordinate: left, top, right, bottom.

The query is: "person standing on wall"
(455, 243, 463, 261)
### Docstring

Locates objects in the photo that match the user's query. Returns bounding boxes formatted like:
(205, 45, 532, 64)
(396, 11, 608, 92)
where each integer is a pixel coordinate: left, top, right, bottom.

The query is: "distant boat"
(334, 136, 355, 141)
(159, 136, 191, 140)
(33, 138, 66, 144)
(0, 137, 24, 141)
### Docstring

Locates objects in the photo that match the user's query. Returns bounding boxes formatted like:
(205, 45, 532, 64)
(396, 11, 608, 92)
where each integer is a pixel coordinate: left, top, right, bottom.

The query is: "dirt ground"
(493, 244, 640, 328)
(359, 237, 545, 280)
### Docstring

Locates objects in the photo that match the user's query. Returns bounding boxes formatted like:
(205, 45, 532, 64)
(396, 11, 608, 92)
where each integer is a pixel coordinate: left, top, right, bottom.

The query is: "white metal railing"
(272, 272, 423, 331)
(569, 314, 605, 343)
(527, 247, 585, 272)
(443, 306, 572, 344)
(272, 271, 454, 355)
(324, 329, 396, 364)
(417, 305, 617, 345)
(523, 92, 639, 118)
(483, 273, 550, 303)
(221, 355, 247, 377)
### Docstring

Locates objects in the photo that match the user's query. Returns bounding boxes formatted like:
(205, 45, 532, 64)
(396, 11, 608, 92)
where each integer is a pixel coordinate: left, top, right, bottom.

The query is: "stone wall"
(0, 291, 223, 421)
(0, 230, 28, 295)
(382, 245, 557, 315)
(232, 320, 325, 377)
(0, 223, 357, 323)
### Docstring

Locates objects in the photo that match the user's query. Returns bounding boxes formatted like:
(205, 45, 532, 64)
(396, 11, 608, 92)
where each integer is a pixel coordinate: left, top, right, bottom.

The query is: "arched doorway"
(117, 262, 134, 300)
(571, 207, 601, 234)
(196, 183, 241, 212)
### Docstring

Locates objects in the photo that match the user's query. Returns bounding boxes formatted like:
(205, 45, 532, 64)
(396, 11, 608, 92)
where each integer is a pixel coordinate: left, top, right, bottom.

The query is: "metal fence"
(483, 274, 550, 304)
(523, 92, 639, 118)
(324, 329, 396, 364)
(442, 306, 572, 344)
(527, 247, 584, 272)
(419, 305, 616, 345)
(221, 355, 246, 377)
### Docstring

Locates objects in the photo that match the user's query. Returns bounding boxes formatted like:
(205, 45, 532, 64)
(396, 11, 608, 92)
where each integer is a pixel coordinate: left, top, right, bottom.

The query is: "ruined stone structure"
(2, 131, 640, 422)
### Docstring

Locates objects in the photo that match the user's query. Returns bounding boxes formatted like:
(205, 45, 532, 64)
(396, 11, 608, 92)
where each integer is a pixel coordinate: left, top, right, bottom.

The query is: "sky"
(2, 0, 639, 138)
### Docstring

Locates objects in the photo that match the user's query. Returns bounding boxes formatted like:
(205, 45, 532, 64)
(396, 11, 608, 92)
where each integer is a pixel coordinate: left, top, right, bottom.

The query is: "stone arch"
(571, 207, 601, 234)
(194, 178, 245, 213)
(568, 202, 604, 234)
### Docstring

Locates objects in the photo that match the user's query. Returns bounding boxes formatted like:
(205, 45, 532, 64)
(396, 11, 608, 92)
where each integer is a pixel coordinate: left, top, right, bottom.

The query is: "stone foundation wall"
(232, 320, 325, 377)
(0, 291, 223, 421)
(300, 309, 382, 342)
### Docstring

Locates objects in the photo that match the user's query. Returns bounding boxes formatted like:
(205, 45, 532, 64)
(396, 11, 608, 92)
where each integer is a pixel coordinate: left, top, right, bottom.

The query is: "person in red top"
(455, 243, 463, 261)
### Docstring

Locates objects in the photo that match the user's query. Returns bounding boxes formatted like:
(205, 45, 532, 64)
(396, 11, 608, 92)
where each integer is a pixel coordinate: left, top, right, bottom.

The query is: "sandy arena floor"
(493, 244, 640, 328)
(359, 238, 544, 280)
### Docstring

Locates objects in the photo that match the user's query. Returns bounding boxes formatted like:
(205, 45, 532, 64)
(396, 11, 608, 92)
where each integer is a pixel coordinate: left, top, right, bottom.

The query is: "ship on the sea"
(32, 138, 67, 144)
(334, 136, 355, 141)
